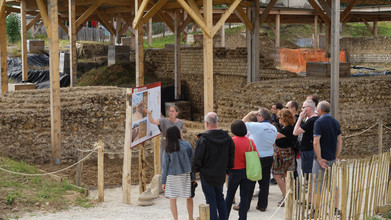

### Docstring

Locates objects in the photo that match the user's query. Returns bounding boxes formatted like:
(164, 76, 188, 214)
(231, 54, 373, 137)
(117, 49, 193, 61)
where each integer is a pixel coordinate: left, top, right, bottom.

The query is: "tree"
(6, 13, 21, 43)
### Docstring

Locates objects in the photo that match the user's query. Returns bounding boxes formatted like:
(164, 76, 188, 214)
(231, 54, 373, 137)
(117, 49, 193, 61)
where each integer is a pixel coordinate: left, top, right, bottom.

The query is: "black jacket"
(193, 129, 235, 187)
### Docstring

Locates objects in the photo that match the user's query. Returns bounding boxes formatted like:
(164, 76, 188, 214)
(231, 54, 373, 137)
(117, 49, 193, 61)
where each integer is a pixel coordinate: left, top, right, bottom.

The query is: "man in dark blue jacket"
(193, 112, 235, 220)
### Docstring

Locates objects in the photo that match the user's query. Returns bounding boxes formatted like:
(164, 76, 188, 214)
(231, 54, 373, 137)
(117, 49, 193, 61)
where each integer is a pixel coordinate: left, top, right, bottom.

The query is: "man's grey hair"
(318, 101, 330, 113)
(258, 107, 271, 121)
(205, 112, 218, 125)
(304, 100, 316, 111)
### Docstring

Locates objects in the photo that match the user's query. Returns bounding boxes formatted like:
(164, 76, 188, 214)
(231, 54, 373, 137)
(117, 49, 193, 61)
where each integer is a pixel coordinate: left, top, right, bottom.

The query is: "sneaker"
(270, 178, 277, 185)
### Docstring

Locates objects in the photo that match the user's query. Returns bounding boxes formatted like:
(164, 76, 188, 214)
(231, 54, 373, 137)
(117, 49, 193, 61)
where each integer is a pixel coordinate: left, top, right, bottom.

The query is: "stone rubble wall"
(340, 37, 391, 63)
(216, 75, 391, 156)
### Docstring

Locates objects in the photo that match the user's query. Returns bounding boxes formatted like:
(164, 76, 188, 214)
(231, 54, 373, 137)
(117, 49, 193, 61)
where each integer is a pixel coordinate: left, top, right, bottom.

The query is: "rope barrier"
(0, 146, 99, 177)
(383, 124, 391, 131)
(267, 189, 292, 220)
(342, 122, 378, 138)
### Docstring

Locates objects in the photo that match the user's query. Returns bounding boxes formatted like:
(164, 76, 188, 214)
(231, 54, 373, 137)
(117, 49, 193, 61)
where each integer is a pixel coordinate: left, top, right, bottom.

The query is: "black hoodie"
(193, 129, 235, 187)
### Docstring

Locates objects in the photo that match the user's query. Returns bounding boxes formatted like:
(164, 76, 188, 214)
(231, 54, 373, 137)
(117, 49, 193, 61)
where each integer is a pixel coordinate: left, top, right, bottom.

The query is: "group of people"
(144, 94, 342, 220)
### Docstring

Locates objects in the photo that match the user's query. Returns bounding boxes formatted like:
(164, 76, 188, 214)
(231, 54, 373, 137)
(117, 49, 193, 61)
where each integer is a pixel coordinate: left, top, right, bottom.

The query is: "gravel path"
(17, 182, 286, 220)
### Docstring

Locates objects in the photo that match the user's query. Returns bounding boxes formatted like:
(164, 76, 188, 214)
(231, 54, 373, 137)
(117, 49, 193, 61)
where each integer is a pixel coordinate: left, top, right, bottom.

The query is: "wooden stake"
(379, 119, 383, 154)
(75, 150, 84, 186)
(139, 144, 146, 193)
(285, 171, 294, 220)
(97, 140, 104, 202)
(199, 204, 210, 220)
(69, 0, 77, 87)
(341, 160, 348, 220)
(0, 2, 8, 95)
(154, 135, 161, 175)
(48, 0, 61, 165)
(122, 88, 133, 204)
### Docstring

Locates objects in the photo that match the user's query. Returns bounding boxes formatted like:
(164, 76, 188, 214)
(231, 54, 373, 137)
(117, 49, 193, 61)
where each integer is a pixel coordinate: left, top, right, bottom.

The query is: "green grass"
(0, 157, 93, 219)
(143, 34, 186, 48)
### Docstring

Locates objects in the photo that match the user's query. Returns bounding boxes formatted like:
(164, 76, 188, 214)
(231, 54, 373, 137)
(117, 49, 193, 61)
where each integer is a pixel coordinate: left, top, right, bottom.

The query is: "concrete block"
(27, 40, 45, 54)
(306, 62, 350, 77)
(8, 83, 36, 91)
(108, 45, 130, 66)
(59, 52, 70, 74)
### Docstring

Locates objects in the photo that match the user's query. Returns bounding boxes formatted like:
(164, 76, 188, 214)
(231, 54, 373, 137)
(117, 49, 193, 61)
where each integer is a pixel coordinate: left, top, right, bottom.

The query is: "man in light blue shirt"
(241, 108, 277, 212)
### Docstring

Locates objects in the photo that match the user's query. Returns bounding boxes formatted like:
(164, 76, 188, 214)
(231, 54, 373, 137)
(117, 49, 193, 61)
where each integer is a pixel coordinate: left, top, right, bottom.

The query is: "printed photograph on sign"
(130, 82, 161, 148)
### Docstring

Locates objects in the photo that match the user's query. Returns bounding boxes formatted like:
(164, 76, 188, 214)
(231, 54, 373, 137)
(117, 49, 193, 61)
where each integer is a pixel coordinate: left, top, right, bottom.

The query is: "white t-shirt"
(246, 121, 277, 157)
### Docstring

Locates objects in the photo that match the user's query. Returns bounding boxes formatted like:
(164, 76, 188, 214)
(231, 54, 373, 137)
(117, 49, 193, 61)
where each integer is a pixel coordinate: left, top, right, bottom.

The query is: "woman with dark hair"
(272, 109, 297, 207)
(161, 126, 194, 220)
(226, 120, 258, 220)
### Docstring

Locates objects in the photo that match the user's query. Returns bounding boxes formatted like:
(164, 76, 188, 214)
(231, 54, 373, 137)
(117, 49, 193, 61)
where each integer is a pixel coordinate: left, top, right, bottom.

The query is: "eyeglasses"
(302, 106, 309, 109)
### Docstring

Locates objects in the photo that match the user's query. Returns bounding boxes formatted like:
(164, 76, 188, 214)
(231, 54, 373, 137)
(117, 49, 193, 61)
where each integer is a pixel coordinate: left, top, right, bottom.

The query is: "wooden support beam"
(234, 7, 253, 33)
(259, 0, 278, 26)
(21, 0, 28, 82)
(142, 0, 168, 23)
(177, 0, 211, 38)
(26, 14, 41, 31)
(314, 15, 319, 49)
(59, 20, 68, 35)
(307, 0, 331, 25)
(373, 19, 378, 37)
(317, 0, 331, 18)
(97, 13, 116, 35)
(103, 6, 133, 14)
(32, 21, 44, 37)
(203, 0, 213, 114)
(133, 0, 149, 29)
(116, 15, 122, 44)
(76, 0, 103, 29)
(178, 15, 192, 33)
(247, 0, 259, 83)
(330, 0, 340, 120)
(0, 0, 8, 95)
(48, 0, 61, 164)
(69, 0, 77, 87)
(118, 15, 134, 37)
(212, 0, 241, 37)
(267, 22, 276, 35)
(187, 0, 204, 22)
(36, 0, 51, 35)
(157, 12, 174, 33)
(148, 19, 152, 47)
(361, 16, 374, 35)
(275, 13, 280, 48)
(341, 0, 359, 23)
(174, 9, 181, 99)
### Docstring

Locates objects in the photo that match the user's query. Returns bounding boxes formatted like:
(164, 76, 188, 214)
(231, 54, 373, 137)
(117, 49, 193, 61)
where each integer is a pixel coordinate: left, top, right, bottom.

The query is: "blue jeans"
(201, 177, 227, 220)
(301, 150, 315, 176)
(225, 169, 253, 220)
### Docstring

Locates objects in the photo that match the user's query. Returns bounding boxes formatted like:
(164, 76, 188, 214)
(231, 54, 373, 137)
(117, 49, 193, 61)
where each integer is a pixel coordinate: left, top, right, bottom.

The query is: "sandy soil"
(17, 182, 286, 220)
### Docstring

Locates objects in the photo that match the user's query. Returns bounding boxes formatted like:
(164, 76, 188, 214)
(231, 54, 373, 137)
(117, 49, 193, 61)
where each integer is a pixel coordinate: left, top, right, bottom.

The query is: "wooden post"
(314, 15, 319, 49)
(0, 1, 8, 95)
(285, 171, 294, 220)
(139, 144, 146, 193)
(220, 14, 225, 47)
(135, 0, 146, 194)
(203, 0, 213, 114)
(97, 140, 104, 202)
(275, 13, 280, 48)
(110, 17, 115, 45)
(154, 135, 161, 175)
(174, 9, 181, 100)
(199, 204, 210, 220)
(116, 15, 121, 45)
(48, 0, 62, 165)
(373, 20, 378, 38)
(148, 19, 153, 47)
(75, 150, 84, 186)
(21, 0, 28, 82)
(246, 0, 260, 83)
(69, 0, 77, 87)
(330, 0, 340, 120)
(122, 88, 133, 204)
(379, 119, 383, 154)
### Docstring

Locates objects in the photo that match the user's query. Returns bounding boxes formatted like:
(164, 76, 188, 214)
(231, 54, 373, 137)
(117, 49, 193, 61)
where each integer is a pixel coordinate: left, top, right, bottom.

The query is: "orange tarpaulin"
(279, 48, 346, 73)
